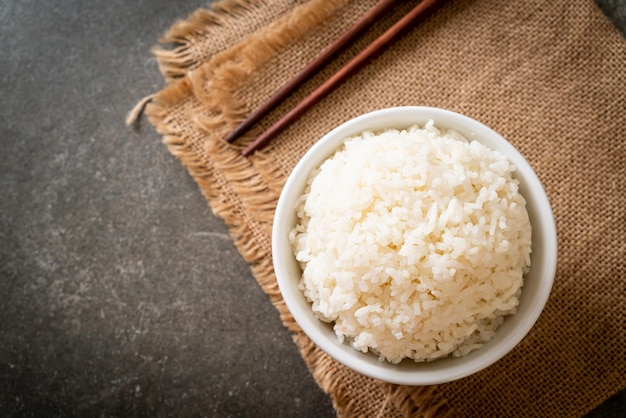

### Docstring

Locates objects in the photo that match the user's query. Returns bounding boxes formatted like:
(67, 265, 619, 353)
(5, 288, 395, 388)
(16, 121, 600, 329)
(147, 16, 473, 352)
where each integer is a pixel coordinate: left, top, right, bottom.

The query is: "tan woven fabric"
(136, 0, 626, 416)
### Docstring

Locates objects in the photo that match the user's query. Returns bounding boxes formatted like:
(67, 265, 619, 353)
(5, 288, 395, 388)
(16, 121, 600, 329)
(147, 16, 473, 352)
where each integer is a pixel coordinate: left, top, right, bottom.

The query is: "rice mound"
(290, 121, 532, 363)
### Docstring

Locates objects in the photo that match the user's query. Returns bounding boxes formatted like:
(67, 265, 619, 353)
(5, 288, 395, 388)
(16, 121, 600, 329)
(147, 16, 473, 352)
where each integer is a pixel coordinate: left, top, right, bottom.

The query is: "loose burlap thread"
(134, 0, 626, 416)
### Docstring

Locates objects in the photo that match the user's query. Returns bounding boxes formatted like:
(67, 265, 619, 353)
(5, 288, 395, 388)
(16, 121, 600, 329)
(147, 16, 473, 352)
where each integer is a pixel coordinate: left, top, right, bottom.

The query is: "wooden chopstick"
(224, 0, 402, 144)
(241, 0, 445, 156)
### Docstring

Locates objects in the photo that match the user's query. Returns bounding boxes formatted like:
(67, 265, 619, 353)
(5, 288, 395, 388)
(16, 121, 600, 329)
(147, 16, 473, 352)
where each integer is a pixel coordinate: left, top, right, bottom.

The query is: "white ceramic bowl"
(272, 107, 557, 385)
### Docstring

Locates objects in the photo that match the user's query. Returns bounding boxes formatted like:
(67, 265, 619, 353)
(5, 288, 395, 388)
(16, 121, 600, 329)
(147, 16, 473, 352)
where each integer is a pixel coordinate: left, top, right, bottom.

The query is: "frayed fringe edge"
(163, 0, 263, 42)
(144, 76, 284, 311)
(152, 0, 268, 80)
(125, 94, 155, 127)
(292, 332, 450, 418)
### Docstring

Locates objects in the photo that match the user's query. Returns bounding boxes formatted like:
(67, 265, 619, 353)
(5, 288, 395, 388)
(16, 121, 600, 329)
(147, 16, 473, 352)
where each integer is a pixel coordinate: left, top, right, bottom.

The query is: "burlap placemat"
(132, 0, 626, 415)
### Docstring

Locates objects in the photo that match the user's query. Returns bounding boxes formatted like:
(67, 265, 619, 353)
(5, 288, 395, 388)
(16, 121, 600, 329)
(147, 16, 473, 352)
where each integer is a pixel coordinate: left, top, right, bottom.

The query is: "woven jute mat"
(132, 0, 626, 415)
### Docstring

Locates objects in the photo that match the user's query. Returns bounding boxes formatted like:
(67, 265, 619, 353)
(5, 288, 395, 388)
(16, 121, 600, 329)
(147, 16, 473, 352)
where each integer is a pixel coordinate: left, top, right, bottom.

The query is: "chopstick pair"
(225, 0, 444, 156)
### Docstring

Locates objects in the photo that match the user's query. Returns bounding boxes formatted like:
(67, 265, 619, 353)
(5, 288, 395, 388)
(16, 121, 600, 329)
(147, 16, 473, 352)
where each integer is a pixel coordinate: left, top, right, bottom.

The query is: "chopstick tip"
(224, 129, 240, 144)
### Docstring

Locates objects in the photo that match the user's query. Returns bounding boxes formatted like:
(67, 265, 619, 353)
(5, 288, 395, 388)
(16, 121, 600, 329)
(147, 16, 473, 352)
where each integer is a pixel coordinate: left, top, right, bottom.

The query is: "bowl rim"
(272, 106, 557, 385)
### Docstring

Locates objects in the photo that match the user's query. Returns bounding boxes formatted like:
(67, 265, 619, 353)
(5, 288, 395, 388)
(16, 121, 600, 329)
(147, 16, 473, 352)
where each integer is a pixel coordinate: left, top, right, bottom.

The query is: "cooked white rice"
(289, 120, 532, 363)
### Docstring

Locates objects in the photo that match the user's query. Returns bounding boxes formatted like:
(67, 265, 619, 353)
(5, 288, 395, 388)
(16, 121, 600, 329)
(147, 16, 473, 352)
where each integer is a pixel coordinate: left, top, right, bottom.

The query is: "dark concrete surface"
(0, 0, 623, 417)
